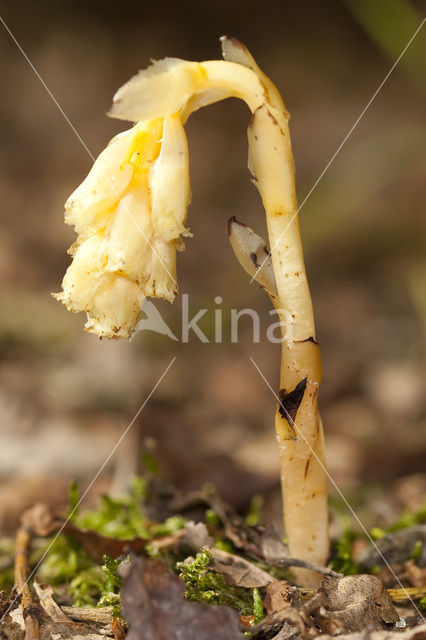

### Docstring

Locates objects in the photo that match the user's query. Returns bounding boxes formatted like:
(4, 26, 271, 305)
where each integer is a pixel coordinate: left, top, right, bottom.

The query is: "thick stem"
(248, 102, 329, 586)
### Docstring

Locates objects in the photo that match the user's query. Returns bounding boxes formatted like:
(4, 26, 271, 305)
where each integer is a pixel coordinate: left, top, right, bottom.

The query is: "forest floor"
(0, 466, 425, 640)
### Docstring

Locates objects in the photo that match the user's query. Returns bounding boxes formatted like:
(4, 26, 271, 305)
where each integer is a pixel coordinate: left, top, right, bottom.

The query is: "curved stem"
(248, 100, 328, 587)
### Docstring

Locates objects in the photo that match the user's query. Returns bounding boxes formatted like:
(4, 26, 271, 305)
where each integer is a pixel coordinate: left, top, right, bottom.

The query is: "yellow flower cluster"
(55, 113, 191, 338)
(55, 46, 273, 339)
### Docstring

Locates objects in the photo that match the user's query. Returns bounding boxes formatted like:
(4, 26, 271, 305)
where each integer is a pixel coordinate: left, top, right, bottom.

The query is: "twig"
(61, 605, 115, 624)
(273, 557, 342, 578)
(297, 585, 426, 604)
(388, 586, 426, 602)
(14, 525, 41, 640)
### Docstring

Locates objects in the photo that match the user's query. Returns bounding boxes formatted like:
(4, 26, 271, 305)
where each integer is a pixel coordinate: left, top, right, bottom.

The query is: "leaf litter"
(0, 474, 425, 640)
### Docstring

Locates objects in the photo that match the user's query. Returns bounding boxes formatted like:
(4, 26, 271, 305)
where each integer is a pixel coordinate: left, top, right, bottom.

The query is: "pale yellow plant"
(55, 37, 328, 585)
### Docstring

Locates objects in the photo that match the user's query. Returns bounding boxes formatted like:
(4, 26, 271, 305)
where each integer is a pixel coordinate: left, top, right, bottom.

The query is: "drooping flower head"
(55, 38, 288, 338)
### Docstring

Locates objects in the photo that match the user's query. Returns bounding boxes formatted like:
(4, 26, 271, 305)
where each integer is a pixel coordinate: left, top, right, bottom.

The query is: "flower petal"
(149, 113, 192, 242)
(108, 58, 207, 123)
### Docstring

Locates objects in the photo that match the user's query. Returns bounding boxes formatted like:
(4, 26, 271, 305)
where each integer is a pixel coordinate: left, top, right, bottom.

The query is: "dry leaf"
(357, 526, 426, 569)
(209, 548, 274, 588)
(120, 552, 244, 640)
(264, 580, 300, 614)
(315, 575, 400, 633)
(319, 623, 426, 640)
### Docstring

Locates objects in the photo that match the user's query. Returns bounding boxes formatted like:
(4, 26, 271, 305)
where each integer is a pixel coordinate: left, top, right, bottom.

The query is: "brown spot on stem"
(228, 215, 250, 236)
(278, 377, 307, 433)
(249, 252, 259, 267)
(296, 336, 319, 345)
(267, 109, 279, 126)
(304, 454, 312, 479)
(227, 215, 236, 235)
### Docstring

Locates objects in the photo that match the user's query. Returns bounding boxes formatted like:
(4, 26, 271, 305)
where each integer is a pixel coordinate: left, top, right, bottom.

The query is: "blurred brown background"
(1, 0, 425, 534)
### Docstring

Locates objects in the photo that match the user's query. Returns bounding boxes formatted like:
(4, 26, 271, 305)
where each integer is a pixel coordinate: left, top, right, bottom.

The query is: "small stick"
(112, 617, 126, 640)
(297, 585, 426, 604)
(61, 605, 114, 624)
(273, 557, 342, 578)
(14, 525, 41, 640)
(387, 586, 426, 602)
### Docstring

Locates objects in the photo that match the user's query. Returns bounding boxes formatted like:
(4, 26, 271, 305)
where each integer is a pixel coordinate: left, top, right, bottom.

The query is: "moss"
(70, 566, 106, 607)
(0, 567, 14, 594)
(39, 475, 186, 608)
(410, 539, 423, 563)
(205, 509, 221, 527)
(252, 587, 264, 623)
(68, 479, 80, 521)
(386, 507, 426, 532)
(71, 476, 185, 541)
(213, 538, 235, 553)
(330, 527, 359, 575)
(177, 549, 254, 616)
(38, 534, 94, 586)
(246, 495, 264, 526)
(97, 554, 125, 618)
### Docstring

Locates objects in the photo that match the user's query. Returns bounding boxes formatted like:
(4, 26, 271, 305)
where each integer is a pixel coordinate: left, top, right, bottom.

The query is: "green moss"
(213, 538, 235, 553)
(177, 549, 254, 616)
(140, 450, 159, 477)
(205, 509, 221, 527)
(102, 554, 122, 593)
(246, 495, 264, 527)
(330, 528, 359, 575)
(419, 596, 426, 611)
(38, 534, 94, 586)
(410, 540, 423, 563)
(68, 480, 80, 521)
(70, 476, 185, 541)
(97, 554, 124, 618)
(386, 507, 426, 532)
(70, 566, 105, 607)
(0, 567, 14, 594)
(252, 587, 264, 623)
(38, 475, 186, 608)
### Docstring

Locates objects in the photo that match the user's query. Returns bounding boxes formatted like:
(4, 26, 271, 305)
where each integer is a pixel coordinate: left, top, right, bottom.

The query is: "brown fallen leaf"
(183, 521, 214, 551)
(21, 503, 60, 537)
(314, 575, 400, 633)
(404, 561, 426, 588)
(33, 579, 111, 639)
(19, 502, 147, 562)
(209, 548, 274, 588)
(264, 580, 300, 614)
(120, 552, 244, 640)
(248, 602, 315, 639)
(357, 526, 426, 569)
(318, 623, 426, 640)
(111, 617, 126, 640)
